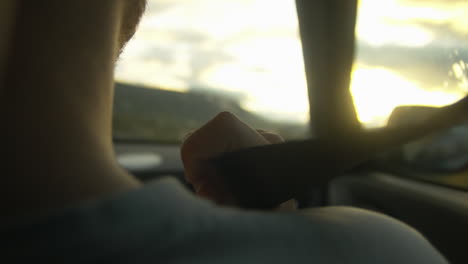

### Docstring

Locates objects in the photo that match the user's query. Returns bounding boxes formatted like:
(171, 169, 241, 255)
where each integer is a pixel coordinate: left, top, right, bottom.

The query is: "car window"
(114, 0, 467, 187)
(355, 0, 468, 189)
(353, 0, 468, 128)
(115, 0, 468, 142)
(114, 0, 309, 143)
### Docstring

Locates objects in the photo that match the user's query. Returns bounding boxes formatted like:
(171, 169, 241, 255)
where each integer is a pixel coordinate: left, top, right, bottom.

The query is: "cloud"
(120, 0, 468, 126)
(356, 42, 468, 94)
(354, 0, 468, 97)
(144, 0, 180, 15)
(415, 21, 468, 46)
(398, 0, 468, 5)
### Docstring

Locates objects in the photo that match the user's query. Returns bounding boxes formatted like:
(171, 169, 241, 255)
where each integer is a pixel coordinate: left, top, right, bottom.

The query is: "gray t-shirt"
(3, 177, 448, 263)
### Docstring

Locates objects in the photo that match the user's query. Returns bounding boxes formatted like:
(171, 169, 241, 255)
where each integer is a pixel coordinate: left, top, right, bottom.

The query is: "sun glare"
(116, 0, 468, 127)
(352, 0, 468, 127)
(356, 0, 438, 47)
(351, 67, 462, 127)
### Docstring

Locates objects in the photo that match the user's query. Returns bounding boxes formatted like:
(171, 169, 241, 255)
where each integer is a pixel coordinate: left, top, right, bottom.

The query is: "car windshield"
(114, 0, 468, 143)
(353, 0, 468, 128)
(114, 0, 308, 142)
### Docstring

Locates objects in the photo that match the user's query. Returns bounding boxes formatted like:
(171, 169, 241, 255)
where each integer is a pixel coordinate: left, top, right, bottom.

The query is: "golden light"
(351, 67, 462, 127)
(201, 36, 309, 122)
(116, 0, 309, 123)
(356, 0, 437, 47)
(115, 0, 468, 127)
(352, 0, 468, 127)
(200, 60, 309, 123)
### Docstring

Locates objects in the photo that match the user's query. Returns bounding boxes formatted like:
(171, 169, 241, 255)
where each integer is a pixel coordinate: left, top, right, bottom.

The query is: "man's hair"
(119, 0, 147, 52)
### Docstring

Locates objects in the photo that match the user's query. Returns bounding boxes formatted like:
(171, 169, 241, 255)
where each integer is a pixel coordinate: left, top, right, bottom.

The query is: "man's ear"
(0, 0, 18, 88)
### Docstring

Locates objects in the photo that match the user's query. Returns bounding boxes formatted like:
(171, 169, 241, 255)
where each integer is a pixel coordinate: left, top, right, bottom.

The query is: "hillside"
(113, 82, 308, 142)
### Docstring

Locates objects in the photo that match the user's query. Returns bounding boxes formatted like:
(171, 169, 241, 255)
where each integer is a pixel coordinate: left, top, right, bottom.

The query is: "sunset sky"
(116, 0, 468, 127)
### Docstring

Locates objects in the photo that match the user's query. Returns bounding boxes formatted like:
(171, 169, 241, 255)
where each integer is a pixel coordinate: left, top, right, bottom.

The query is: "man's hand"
(180, 112, 285, 207)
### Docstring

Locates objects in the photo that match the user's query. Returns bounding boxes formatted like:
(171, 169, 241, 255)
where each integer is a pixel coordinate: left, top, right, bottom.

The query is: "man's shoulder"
(2, 177, 447, 264)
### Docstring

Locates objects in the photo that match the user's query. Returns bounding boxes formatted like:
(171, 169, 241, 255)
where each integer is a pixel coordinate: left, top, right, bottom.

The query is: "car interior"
(2, 0, 467, 263)
(114, 1, 468, 263)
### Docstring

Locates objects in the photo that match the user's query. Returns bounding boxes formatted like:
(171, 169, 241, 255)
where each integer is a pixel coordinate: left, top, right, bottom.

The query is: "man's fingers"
(181, 112, 269, 184)
(180, 112, 285, 206)
(276, 199, 298, 211)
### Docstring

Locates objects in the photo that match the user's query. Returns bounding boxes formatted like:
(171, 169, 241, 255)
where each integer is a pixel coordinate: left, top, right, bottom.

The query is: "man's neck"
(1, 0, 141, 218)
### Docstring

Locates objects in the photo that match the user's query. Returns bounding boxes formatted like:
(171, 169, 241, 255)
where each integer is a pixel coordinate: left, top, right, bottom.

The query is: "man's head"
(119, 0, 147, 52)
